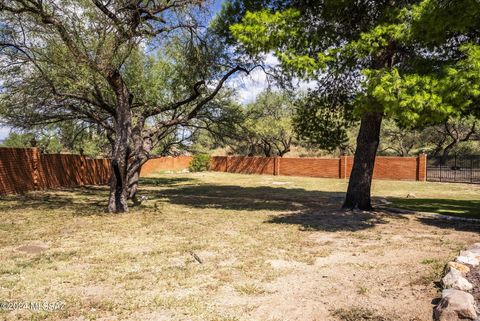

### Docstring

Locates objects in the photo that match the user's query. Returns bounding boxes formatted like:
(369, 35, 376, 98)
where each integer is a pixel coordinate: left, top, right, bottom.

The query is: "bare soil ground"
(0, 172, 479, 321)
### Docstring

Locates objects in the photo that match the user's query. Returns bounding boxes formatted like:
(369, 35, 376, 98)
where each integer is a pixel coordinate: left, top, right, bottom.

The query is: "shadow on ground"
(140, 176, 199, 187)
(267, 209, 391, 232)
(156, 183, 344, 212)
(389, 197, 480, 219)
(1, 176, 478, 232)
(417, 216, 480, 232)
(154, 181, 392, 232)
(0, 185, 109, 215)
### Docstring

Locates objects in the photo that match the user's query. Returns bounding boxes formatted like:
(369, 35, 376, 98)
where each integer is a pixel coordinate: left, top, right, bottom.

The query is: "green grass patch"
(389, 198, 480, 219)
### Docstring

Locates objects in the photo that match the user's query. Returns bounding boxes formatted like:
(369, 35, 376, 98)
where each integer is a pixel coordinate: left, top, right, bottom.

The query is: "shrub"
(189, 154, 211, 172)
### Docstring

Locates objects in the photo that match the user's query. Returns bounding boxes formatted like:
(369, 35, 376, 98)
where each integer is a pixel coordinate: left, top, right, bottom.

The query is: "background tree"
(0, 0, 247, 212)
(377, 120, 420, 157)
(218, 91, 296, 157)
(218, 0, 480, 210)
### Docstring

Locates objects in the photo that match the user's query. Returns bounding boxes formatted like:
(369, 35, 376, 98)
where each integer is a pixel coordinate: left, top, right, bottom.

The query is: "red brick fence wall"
(140, 156, 192, 176)
(0, 147, 426, 196)
(210, 155, 427, 181)
(0, 147, 111, 195)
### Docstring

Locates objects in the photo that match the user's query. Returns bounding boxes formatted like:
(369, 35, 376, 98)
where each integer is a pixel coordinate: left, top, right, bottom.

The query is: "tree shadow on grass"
(140, 176, 198, 187)
(267, 209, 390, 232)
(156, 183, 392, 232)
(389, 197, 480, 219)
(0, 186, 109, 215)
(417, 216, 480, 232)
(156, 184, 343, 212)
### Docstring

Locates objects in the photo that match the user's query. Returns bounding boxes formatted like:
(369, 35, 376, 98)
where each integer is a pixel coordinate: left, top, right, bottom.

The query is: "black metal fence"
(427, 154, 480, 183)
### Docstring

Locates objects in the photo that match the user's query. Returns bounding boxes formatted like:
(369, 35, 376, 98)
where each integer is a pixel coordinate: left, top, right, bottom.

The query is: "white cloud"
(227, 52, 317, 104)
(227, 53, 279, 104)
(230, 67, 272, 104)
(0, 126, 11, 140)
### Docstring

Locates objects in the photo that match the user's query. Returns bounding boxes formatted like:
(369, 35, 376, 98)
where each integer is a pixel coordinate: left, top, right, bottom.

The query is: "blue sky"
(213, 0, 224, 13)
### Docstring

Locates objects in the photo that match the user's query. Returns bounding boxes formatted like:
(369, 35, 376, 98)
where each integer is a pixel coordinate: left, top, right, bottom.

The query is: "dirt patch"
(333, 307, 393, 321)
(16, 244, 48, 254)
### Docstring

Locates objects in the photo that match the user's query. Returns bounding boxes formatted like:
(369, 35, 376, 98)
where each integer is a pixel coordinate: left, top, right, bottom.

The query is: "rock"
(434, 289, 478, 321)
(468, 243, 480, 250)
(456, 255, 479, 267)
(461, 250, 480, 259)
(406, 193, 416, 199)
(464, 248, 480, 256)
(442, 268, 473, 291)
(447, 262, 471, 275)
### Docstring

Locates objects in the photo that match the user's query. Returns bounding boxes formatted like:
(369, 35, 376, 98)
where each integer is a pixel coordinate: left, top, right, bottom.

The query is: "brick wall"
(140, 156, 192, 176)
(0, 147, 111, 195)
(1, 149, 426, 196)
(0, 148, 39, 194)
(346, 156, 419, 180)
(279, 157, 340, 178)
(208, 155, 427, 181)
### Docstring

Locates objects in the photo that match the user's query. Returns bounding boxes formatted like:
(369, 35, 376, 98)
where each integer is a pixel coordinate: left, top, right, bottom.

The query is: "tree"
(218, 0, 420, 209)
(219, 91, 295, 157)
(0, 124, 108, 156)
(423, 117, 479, 162)
(218, 0, 480, 210)
(0, 0, 247, 212)
(378, 120, 420, 157)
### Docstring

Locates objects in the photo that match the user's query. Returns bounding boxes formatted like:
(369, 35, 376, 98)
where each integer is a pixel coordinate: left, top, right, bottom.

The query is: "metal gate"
(427, 154, 480, 183)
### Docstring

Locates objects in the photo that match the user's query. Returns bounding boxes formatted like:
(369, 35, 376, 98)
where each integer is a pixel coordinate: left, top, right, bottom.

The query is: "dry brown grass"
(0, 172, 479, 321)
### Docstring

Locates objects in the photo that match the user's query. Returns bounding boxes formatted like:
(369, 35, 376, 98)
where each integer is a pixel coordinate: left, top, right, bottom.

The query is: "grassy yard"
(0, 172, 479, 321)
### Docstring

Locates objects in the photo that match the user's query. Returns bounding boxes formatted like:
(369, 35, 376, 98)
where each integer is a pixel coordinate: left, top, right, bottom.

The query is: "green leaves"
(230, 9, 329, 78)
(293, 92, 353, 151)
(230, 9, 301, 54)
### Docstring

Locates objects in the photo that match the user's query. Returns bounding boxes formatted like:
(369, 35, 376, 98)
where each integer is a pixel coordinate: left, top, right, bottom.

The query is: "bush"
(189, 154, 211, 172)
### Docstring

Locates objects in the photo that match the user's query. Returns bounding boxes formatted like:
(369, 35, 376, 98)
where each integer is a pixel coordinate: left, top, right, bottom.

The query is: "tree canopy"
(218, 0, 480, 209)
(0, 0, 247, 212)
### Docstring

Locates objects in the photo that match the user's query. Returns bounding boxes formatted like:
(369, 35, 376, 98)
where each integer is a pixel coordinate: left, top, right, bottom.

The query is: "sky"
(0, 0, 267, 140)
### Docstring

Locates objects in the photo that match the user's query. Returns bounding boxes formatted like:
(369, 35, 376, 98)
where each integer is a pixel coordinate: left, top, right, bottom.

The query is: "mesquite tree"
(214, 91, 296, 157)
(0, 0, 246, 212)
(216, 0, 480, 210)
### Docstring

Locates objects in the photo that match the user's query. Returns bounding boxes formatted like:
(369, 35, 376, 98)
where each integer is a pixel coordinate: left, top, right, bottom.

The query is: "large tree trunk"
(343, 111, 383, 210)
(127, 165, 142, 205)
(107, 72, 132, 213)
(126, 116, 149, 206)
(127, 156, 149, 206)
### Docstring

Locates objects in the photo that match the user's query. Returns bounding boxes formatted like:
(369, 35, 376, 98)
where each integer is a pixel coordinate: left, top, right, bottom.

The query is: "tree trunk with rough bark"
(107, 72, 132, 213)
(343, 111, 383, 210)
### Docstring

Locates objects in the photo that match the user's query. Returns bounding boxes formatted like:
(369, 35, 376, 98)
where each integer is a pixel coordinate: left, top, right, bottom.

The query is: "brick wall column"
(417, 153, 427, 181)
(339, 156, 348, 179)
(225, 156, 229, 172)
(31, 148, 42, 190)
(273, 157, 280, 176)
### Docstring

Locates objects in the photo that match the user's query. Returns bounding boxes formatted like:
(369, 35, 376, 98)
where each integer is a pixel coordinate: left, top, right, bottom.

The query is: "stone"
(465, 248, 480, 256)
(406, 193, 416, 198)
(468, 243, 480, 250)
(456, 255, 479, 267)
(442, 268, 473, 291)
(434, 289, 477, 321)
(461, 250, 480, 259)
(447, 262, 470, 275)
